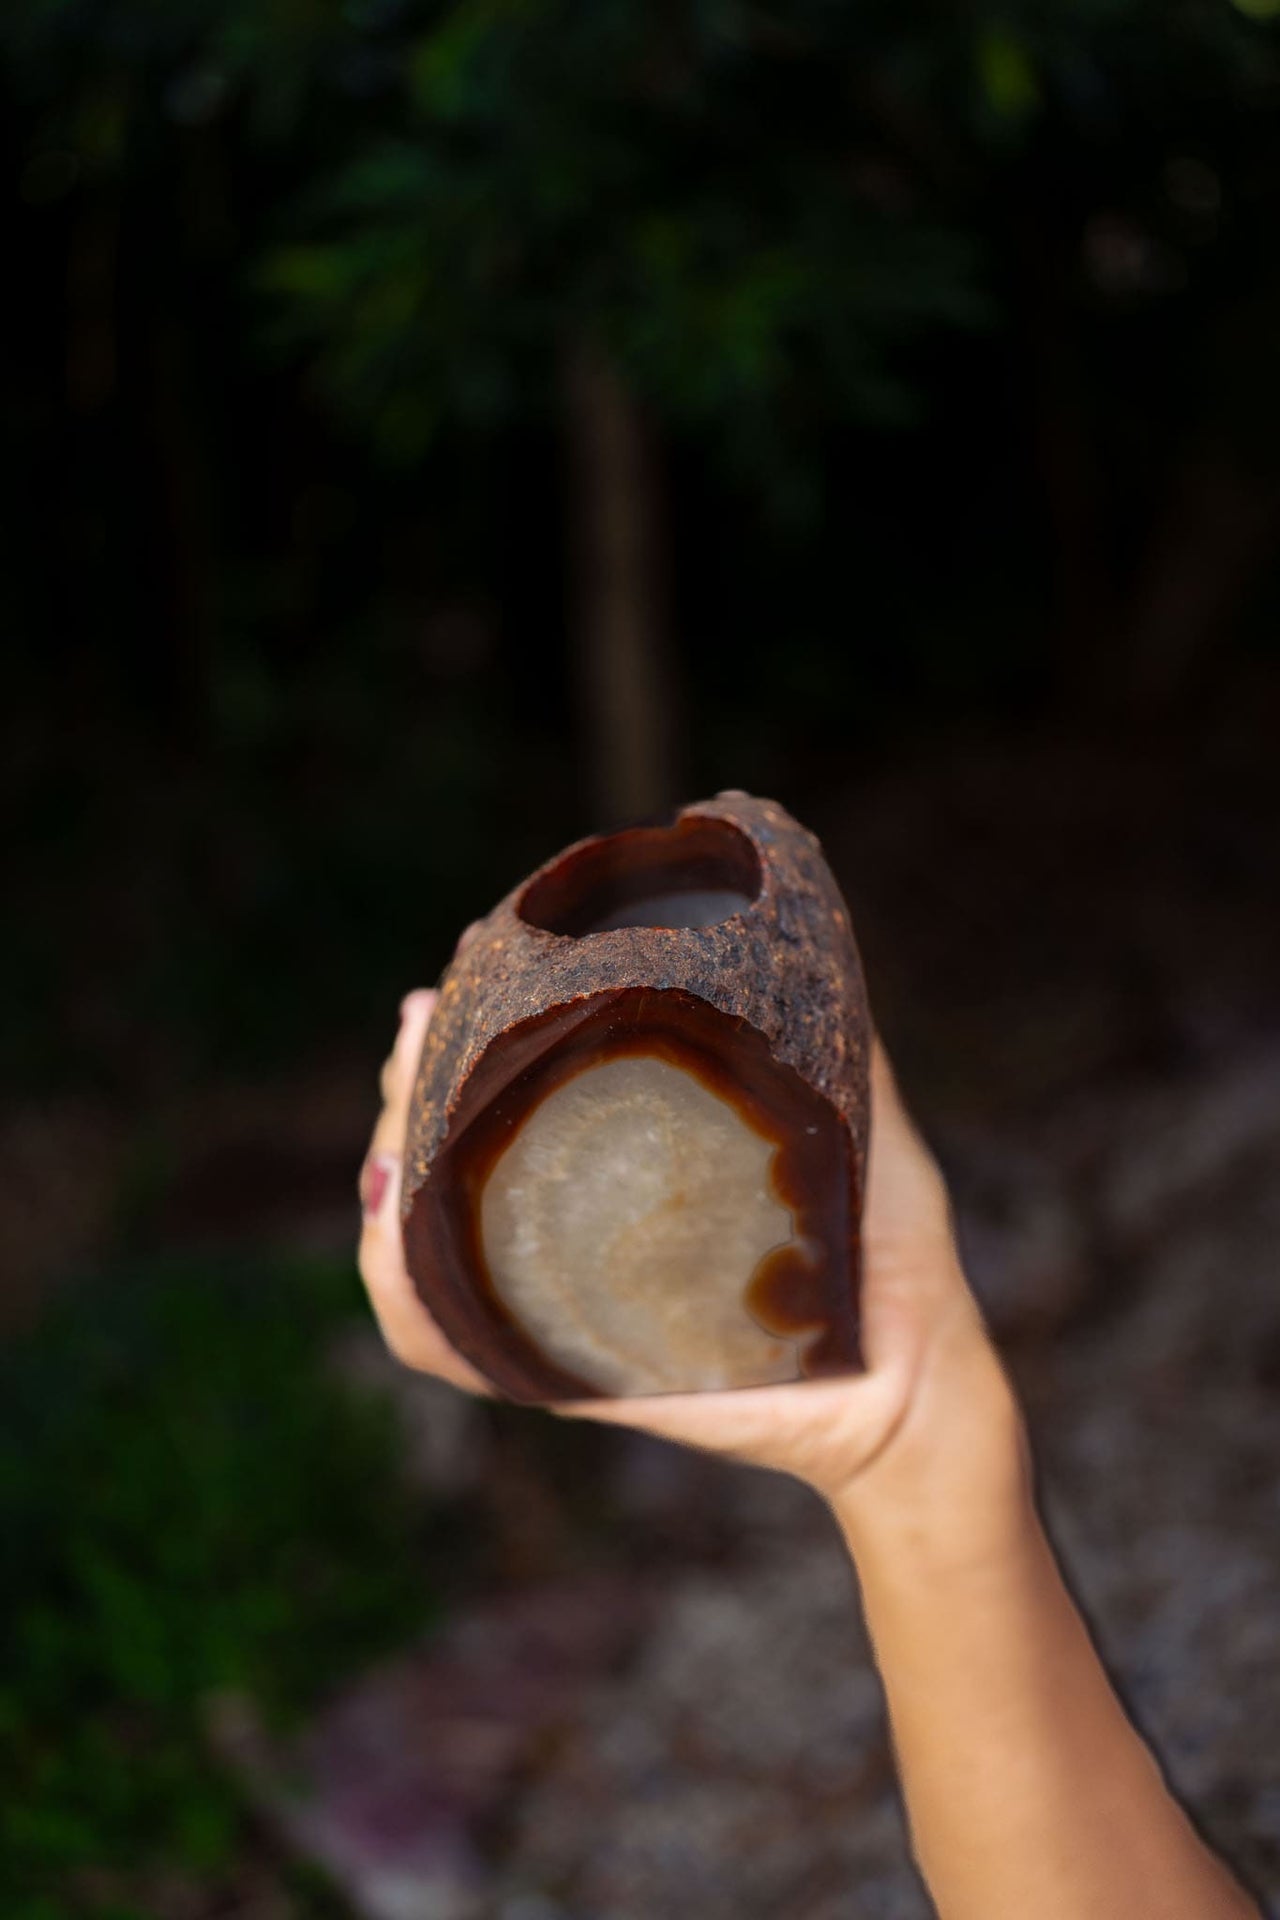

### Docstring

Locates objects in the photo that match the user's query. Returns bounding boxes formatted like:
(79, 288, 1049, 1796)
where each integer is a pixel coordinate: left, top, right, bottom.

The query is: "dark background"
(7, 5, 1280, 1917)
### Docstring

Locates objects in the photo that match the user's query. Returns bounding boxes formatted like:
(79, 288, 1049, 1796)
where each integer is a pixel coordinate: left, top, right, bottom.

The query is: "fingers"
(372, 989, 437, 1154)
(358, 990, 491, 1395)
(359, 1147, 489, 1390)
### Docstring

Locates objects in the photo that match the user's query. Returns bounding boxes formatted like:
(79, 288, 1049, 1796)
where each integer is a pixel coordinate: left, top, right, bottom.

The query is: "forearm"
(832, 1356, 1259, 1920)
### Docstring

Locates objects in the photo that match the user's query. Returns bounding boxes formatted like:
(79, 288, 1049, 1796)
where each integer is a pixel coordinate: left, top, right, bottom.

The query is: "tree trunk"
(562, 339, 683, 827)
(1123, 451, 1280, 713)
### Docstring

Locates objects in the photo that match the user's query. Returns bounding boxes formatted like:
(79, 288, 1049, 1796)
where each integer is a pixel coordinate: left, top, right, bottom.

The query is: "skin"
(360, 987, 1261, 1920)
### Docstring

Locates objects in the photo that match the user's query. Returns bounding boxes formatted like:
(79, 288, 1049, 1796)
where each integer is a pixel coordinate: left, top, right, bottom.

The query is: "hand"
(359, 987, 1028, 1550)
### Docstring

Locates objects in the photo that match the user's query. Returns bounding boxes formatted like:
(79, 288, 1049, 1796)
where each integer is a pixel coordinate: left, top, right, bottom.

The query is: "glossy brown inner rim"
(403, 987, 862, 1402)
(517, 816, 763, 937)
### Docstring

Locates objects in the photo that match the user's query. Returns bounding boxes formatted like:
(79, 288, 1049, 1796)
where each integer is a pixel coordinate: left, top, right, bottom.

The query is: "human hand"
(359, 986, 1029, 1558)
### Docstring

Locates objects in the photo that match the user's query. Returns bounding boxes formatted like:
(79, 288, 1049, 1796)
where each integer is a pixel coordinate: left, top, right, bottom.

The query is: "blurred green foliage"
(254, 4, 994, 483)
(6, 0, 1273, 462)
(0, 1254, 427, 1917)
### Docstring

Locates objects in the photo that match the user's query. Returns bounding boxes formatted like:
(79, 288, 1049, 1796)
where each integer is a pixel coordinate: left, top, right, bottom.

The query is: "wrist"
(830, 1317, 1036, 1584)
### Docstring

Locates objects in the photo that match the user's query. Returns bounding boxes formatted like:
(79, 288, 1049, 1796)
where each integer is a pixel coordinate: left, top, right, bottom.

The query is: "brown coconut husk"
(402, 792, 871, 1402)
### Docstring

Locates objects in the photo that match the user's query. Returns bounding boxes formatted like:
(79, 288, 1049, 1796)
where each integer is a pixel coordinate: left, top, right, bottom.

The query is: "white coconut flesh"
(478, 1052, 803, 1396)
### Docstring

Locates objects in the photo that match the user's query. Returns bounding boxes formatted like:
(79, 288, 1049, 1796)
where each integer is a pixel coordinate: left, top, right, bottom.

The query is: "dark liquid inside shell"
(518, 815, 763, 938)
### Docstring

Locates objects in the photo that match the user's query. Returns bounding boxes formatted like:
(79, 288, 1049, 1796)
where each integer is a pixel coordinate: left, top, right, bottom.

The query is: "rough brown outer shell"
(402, 792, 871, 1382)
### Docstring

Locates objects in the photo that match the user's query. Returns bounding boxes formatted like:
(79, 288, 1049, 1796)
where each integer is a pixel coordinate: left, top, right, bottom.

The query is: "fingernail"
(361, 1152, 396, 1220)
(400, 988, 435, 1023)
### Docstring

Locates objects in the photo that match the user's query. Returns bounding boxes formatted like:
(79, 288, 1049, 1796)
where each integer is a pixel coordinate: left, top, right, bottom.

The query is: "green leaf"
(977, 25, 1041, 121)
(409, 0, 533, 123)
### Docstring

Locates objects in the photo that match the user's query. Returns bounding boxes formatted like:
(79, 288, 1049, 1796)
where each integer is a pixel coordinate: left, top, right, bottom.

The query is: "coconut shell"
(402, 792, 871, 1402)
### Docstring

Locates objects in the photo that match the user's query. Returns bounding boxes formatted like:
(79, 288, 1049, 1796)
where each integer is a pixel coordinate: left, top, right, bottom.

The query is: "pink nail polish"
(361, 1154, 394, 1219)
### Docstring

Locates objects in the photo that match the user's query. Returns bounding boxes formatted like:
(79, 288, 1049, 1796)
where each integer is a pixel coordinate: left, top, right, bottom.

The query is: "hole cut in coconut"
(518, 816, 762, 936)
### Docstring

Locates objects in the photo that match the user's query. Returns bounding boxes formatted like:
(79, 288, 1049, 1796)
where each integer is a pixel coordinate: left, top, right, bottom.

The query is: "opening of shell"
(518, 816, 762, 937)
